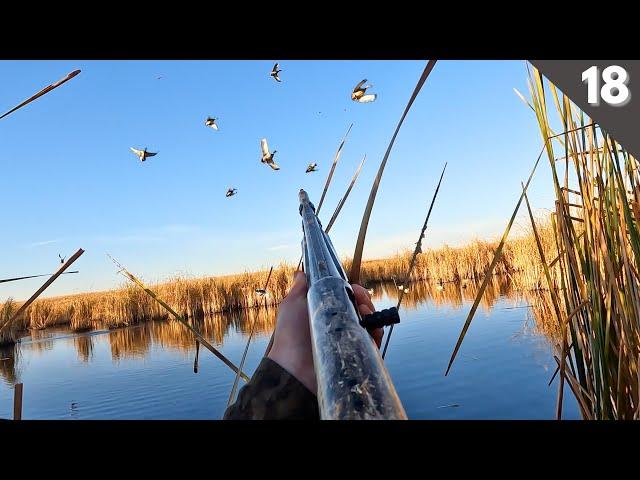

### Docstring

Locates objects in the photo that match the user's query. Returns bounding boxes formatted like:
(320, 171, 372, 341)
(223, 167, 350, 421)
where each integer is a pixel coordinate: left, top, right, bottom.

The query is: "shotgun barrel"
(299, 189, 406, 420)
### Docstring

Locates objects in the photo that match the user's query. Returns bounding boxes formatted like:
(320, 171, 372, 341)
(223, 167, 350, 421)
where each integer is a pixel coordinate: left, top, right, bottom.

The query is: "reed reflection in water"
(0, 276, 576, 419)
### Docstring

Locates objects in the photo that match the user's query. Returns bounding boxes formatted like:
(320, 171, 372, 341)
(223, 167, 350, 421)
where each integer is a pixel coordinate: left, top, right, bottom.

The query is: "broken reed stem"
(445, 144, 546, 376)
(228, 266, 275, 405)
(107, 254, 249, 382)
(350, 60, 438, 285)
(316, 123, 353, 216)
(0, 249, 84, 335)
(381, 162, 447, 359)
(0, 271, 79, 284)
(0, 70, 81, 120)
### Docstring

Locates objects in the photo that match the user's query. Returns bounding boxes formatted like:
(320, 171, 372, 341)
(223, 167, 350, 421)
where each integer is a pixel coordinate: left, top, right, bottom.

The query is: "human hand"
(267, 270, 383, 395)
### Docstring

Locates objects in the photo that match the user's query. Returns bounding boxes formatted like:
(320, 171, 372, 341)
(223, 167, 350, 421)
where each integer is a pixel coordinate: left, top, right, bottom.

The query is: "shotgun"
(299, 189, 406, 419)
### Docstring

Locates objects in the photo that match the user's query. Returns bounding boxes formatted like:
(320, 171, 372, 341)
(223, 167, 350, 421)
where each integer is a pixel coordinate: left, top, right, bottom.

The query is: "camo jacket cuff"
(223, 357, 320, 420)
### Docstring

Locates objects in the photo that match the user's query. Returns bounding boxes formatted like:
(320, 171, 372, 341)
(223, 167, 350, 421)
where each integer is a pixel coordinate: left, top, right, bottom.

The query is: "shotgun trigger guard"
(360, 307, 401, 330)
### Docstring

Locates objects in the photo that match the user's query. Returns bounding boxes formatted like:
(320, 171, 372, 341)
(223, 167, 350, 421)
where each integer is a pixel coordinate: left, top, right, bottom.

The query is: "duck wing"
(353, 79, 367, 93)
(260, 138, 270, 157)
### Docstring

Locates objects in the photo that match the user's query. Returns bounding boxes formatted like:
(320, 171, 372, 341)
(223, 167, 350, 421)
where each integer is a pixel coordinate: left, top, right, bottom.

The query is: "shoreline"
(1, 224, 557, 346)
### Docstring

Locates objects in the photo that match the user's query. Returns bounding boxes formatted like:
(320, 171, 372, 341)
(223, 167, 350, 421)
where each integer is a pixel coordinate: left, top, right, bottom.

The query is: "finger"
(370, 327, 383, 349)
(357, 302, 382, 348)
(352, 284, 375, 312)
(358, 302, 373, 318)
(285, 270, 308, 299)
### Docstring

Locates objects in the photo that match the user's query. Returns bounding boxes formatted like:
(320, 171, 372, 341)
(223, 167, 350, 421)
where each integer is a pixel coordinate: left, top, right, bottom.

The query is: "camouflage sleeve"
(223, 357, 320, 420)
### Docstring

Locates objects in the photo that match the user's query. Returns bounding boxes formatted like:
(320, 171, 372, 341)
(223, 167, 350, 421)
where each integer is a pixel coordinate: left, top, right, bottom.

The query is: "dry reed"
(4, 224, 557, 336)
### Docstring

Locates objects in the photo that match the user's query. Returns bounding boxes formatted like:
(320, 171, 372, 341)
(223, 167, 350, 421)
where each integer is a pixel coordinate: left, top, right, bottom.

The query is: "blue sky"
(0, 60, 555, 299)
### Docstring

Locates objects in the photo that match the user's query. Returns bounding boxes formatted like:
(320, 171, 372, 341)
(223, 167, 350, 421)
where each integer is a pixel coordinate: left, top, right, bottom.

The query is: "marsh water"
(0, 278, 580, 419)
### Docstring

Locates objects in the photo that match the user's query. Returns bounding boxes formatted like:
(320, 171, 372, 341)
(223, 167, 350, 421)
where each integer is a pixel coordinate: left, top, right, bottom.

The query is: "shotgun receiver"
(299, 189, 406, 419)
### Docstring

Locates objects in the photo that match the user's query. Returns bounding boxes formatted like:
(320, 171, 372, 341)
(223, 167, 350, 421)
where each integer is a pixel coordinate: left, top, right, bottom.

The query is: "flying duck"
(130, 147, 158, 162)
(305, 163, 318, 173)
(270, 63, 282, 82)
(205, 117, 219, 130)
(58, 254, 65, 264)
(260, 138, 280, 170)
(351, 79, 377, 103)
(226, 188, 237, 197)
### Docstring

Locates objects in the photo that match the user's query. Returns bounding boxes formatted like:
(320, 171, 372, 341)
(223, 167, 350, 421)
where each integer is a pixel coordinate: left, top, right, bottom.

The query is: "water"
(0, 279, 580, 419)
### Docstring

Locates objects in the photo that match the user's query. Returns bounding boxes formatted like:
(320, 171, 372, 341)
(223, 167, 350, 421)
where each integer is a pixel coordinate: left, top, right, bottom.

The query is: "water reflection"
(74, 335, 94, 363)
(370, 275, 519, 311)
(1, 276, 561, 389)
(0, 344, 19, 385)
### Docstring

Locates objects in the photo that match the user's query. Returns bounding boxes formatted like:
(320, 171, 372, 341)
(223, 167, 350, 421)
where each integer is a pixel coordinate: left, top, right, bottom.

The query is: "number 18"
(582, 65, 630, 106)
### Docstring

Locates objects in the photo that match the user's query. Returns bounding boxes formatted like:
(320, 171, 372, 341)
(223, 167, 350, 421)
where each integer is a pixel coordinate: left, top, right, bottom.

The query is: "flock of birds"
(127, 62, 378, 198)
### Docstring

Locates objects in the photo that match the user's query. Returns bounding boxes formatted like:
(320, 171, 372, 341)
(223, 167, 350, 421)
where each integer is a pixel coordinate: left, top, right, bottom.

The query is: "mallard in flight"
(226, 188, 237, 197)
(205, 117, 219, 130)
(130, 147, 158, 162)
(58, 254, 65, 264)
(255, 288, 267, 297)
(351, 79, 377, 103)
(305, 163, 318, 173)
(270, 63, 282, 82)
(260, 138, 280, 170)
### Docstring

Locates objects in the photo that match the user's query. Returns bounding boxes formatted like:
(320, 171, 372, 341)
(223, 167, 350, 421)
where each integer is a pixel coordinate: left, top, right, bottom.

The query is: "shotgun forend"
(298, 189, 406, 420)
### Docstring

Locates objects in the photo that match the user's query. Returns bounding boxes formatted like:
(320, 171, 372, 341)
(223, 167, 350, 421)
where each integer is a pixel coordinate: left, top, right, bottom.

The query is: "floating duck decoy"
(58, 254, 65, 264)
(130, 147, 158, 162)
(351, 79, 377, 103)
(270, 63, 282, 82)
(205, 117, 219, 130)
(306, 163, 318, 173)
(260, 138, 280, 170)
(226, 188, 237, 197)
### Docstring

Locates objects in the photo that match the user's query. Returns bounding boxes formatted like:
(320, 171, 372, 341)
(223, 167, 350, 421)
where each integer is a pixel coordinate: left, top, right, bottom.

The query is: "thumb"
(288, 270, 308, 295)
(358, 303, 383, 349)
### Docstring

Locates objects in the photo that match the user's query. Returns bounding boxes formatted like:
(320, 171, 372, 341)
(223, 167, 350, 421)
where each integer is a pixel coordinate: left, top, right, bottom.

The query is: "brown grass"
(355, 217, 557, 289)
(0, 299, 18, 346)
(1, 223, 557, 338)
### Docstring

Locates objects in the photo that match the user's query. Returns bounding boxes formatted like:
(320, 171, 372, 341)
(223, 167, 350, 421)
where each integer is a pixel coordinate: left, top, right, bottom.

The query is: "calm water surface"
(0, 279, 580, 419)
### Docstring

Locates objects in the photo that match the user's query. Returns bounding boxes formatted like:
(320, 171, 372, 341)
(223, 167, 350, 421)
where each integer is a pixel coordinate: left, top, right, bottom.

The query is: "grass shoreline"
(1, 221, 557, 346)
